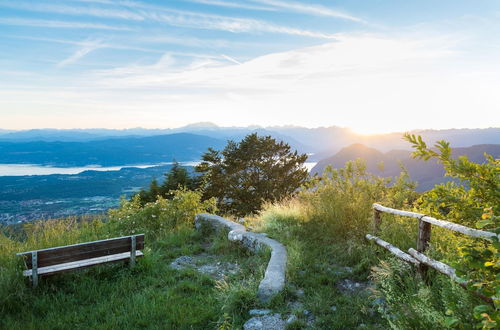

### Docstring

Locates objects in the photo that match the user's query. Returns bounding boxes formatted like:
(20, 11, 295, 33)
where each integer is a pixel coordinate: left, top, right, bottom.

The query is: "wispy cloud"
(0, 1, 144, 20)
(0, 17, 132, 30)
(57, 40, 105, 67)
(3, 0, 336, 38)
(186, 0, 277, 12)
(92, 34, 456, 90)
(249, 0, 366, 23)
(220, 54, 242, 64)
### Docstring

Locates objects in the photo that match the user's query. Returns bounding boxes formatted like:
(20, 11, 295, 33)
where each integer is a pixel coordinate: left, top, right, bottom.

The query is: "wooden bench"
(17, 234, 144, 287)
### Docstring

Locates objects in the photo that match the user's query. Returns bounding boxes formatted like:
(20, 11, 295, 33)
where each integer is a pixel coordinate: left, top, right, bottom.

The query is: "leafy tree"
(136, 162, 199, 204)
(161, 161, 199, 198)
(405, 133, 499, 328)
(196, 133, 309, 216)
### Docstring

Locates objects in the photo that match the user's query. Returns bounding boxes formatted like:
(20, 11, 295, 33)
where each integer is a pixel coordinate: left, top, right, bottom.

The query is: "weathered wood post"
(31, 251, 38, 288)
(130, 235, 136, 267)
(416, 216, 431, 278)
(373, 208, 382, 235)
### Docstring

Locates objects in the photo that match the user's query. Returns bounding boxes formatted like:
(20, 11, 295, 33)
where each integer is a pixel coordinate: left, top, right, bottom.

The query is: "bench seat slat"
(17, 234, 144, 256)
(22, 251, 144, 277)
(18, 234, 144, 268)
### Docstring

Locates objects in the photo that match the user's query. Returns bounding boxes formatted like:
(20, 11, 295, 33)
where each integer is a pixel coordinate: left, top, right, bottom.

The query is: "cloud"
(57, 41, 105, 67)
(186, 0, 277, 12)
(46, 33, 495, 132)
(250, 0, 366, 23)
(0, 1, 144, 20)
(0, 17, 132, 30)
(220, 54, 242, 65)
(3, 0, 336, 38)
(93, 34, 455, 89)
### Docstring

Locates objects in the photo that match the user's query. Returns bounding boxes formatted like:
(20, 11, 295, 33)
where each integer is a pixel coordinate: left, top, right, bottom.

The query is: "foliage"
(405, 133, 499, 328)
(0, 191, 266, 329)
(136, 162, 200, 204)
(196, 133, 309, 216)
(110, 188, 217, 238)
(404, 133, 499, 226)
(371, 258, 480, 329)
(299, 159, 418, 240)
(251, 199, 387, 328)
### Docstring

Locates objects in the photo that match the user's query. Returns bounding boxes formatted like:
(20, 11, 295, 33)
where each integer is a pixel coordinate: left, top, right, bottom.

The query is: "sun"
(349, 124, 403, 136)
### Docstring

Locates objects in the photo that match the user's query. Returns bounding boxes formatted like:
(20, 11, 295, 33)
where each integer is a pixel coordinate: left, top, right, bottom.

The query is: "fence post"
(416, 217, 431, 278)
(373, 208, 382, 235)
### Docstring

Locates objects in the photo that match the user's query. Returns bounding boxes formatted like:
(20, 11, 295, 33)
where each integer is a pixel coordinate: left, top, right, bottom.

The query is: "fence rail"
(366, 203, 497, 304)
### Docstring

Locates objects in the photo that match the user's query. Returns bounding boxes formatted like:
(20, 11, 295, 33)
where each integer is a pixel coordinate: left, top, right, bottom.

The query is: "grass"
(0, 191, 269, 329)
(0, 165, 489, 329)
(247, 200, 385, 329)
(1, 226, 269, 329)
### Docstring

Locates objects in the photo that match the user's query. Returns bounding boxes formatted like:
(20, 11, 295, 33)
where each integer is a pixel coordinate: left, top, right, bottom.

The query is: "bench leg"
(32, 252, 38, 288)
(130, 236, 136, 268)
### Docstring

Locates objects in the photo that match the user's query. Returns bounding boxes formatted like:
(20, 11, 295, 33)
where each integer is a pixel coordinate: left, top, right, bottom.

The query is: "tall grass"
(249, 159, 482, 329)
(0, 189, 266, 329)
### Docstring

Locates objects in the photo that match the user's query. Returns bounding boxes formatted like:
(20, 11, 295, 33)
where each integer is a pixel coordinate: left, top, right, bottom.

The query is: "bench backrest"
(17, 234, 145, 269)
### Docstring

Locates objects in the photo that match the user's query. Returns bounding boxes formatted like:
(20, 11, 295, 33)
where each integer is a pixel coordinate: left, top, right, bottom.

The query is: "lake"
(0, 162, 200, 176)
(0, 161, 317, 176)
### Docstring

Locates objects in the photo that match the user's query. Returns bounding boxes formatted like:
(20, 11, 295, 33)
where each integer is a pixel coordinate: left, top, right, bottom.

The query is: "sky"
(0, 0, 499, 134)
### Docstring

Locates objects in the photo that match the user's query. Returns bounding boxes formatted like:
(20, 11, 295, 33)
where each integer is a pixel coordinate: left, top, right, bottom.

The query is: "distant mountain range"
(1, 124, 498, 163)
(0, 133, 226, 166)
(311, 144, 500, 191)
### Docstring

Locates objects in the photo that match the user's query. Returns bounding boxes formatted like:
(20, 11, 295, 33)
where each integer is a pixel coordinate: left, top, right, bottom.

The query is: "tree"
(160, 161, 199, 198)
(196, 133, 309, 216)
(135, 162, 199, 204)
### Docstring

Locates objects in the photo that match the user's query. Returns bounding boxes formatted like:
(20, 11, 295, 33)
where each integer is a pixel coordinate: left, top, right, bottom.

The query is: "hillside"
(0, 133, 226, 166)
(311, 144, 500, 191)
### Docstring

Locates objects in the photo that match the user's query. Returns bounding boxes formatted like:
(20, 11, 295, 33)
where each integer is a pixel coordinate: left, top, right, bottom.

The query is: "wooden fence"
(365, 203, 499, 303)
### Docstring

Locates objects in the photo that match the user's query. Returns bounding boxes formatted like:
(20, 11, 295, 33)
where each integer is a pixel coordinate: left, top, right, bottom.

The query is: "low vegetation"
(1, 134, 497, 329)
(0, 190, 268, 329)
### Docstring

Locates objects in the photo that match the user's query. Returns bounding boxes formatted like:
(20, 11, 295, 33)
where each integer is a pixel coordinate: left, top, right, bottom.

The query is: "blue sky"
(0, 0, 499, 133)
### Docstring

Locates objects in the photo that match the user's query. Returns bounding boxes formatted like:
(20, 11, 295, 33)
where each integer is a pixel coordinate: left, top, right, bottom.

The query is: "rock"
(169, 254, 241, 281)
(336, 279, 370, 295)
(169, 256, 194, 270)
(295, 289, 305, 297)
(195, 213, 287, 303)
(249, 309, 272, 316)
(371, 298, 385, 307)
(330, 306, 337, 311)
(329, 265, 354, 275)
(243, 314, 285, 330)
(288, 301, 304, 310)
(286, 315, 298, 324)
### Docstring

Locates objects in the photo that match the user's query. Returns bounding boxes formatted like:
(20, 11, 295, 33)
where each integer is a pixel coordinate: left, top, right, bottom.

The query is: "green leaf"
(477, 219, 493, 228)
(443, 317, 459, 327)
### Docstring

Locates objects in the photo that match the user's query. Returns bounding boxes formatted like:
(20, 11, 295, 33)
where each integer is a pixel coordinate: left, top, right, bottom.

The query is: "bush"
(109, 188, 217, 238)
(299, 159, 417, 241)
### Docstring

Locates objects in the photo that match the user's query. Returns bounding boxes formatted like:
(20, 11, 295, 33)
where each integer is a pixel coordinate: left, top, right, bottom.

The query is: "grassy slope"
(249, 202, 385, 329)
(1, 224, 267, 329)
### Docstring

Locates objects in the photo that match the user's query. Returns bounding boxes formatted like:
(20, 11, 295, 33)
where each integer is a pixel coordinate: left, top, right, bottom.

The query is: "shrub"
(299, 159, 417, 241)
(109, 188, 217, 238)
